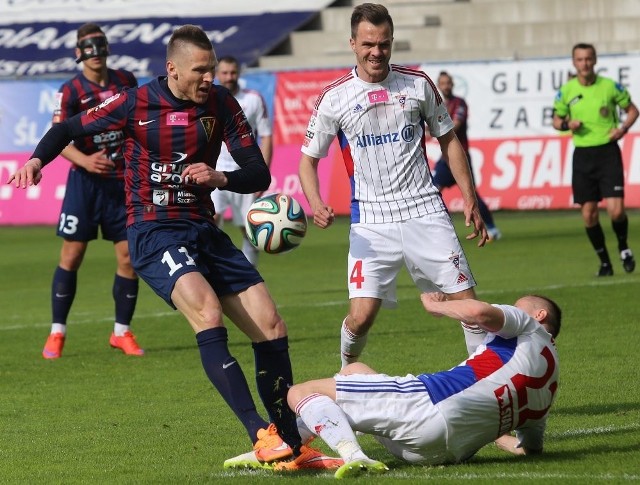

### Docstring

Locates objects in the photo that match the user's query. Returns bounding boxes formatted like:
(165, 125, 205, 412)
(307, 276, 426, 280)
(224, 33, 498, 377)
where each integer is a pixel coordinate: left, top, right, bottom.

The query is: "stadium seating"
(258, 0, 640, 69)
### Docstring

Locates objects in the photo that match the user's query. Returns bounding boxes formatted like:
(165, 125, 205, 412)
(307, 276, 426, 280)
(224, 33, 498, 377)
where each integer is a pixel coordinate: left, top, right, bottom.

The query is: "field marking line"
(2, 278, 637, 331)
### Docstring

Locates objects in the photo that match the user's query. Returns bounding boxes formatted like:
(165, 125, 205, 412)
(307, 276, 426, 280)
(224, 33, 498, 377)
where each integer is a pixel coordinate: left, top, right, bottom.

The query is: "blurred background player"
(212, 56, 273, 267)
(434, 71, 501, 241)
(553, 43, 638, 276)
(43, 22, 143, 359)
(299, 3, 488, 364)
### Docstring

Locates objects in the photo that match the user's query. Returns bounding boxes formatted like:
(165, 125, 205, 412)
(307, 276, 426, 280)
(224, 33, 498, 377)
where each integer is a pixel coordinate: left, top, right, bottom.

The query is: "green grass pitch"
(0, 210, 638, 483)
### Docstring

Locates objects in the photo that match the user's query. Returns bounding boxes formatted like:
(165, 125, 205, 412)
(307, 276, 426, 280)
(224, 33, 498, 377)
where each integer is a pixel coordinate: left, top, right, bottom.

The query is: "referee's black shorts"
(572, 142, 625, 204)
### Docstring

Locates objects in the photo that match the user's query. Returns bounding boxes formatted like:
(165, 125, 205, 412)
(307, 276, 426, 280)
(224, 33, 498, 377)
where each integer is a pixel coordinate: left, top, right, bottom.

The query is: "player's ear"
(167, 60, 178, 80)
(535, 308, 548, 323)
(350, 37, 356, 53)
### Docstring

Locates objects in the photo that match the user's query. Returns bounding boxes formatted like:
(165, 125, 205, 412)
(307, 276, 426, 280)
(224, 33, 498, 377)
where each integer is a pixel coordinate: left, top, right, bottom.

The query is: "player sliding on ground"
(273, 292, 561, 478)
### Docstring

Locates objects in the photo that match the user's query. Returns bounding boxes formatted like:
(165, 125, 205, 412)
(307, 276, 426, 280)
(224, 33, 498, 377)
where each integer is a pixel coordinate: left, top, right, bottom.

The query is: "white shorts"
(211, 190, 256, 227)
(335, 373, 451, 464)
(347, 212, 476, 308)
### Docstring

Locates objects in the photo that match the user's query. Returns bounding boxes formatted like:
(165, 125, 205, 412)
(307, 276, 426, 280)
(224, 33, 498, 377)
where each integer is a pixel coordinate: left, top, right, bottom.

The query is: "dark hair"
(530, 294, 562, 338)
(351, 3, 394, 38)
(76, 22, 105, 42)
(217, 55, 239, 67)
(438, 71, 452, 81)
(167, 24, 213, 59)
(572, 42, 596, 58)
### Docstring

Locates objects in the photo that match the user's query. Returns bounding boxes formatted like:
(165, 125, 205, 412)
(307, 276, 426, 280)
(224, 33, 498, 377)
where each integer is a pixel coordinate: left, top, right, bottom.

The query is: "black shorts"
(572, 142, 624, 204)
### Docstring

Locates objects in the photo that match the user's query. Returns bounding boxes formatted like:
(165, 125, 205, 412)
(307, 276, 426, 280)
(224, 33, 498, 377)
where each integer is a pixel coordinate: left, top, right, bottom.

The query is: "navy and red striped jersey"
(445, 95, 469, 152)
(65, 77, 258, 225)
(53, 68, 137, 180)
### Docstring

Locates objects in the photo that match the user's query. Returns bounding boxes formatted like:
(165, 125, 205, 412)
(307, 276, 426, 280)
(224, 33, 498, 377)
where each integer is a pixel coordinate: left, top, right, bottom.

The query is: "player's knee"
(340, 362, 375, 375)
(609, 207, 625, 221)
(287, 383, 305, 409)
(346, 312, 376, 334)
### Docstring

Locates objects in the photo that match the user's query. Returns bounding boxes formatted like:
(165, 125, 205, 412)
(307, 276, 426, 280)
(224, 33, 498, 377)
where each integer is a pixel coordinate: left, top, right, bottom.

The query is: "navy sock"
(586, 224, 611, 264)
(51, 266, 77, 324)
(253, 337, 303, 454)
(611, 216, 629, 252)
(113, 274, 138, 325)
(196, 327, 267, 442)
(477, 195, 495, 228)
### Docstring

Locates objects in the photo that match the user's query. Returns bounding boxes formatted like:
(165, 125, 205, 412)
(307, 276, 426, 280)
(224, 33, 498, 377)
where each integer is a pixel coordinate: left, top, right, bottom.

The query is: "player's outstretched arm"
(420, 292, 505, 332)
(299, 153, 334, 228)
(7, 158, 43, 188)
(8, 118, 78, 188)
(437, 131, 487, 246)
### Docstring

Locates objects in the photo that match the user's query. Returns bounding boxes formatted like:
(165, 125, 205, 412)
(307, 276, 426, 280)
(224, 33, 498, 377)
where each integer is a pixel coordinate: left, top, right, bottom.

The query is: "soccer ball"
(245, 193, 308, 254)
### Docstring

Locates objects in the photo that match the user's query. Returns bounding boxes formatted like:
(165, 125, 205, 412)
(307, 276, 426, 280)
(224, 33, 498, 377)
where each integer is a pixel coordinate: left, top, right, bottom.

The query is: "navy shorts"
(127, 219, 263, 308)
(432, 152, 476, 189)
(572, 142, 625, 204)
(56, 168, 127, 242)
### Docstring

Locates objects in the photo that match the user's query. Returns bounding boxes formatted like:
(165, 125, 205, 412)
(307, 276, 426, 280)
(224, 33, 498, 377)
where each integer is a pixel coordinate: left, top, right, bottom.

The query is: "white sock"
(114, 323, 130, 337)
(51, 323, 66, 335)
(242, 238, 259, 267)
(296, 416, 316, 444)
(461, 321, 486, 355)
(296, 394, 369, 462)
(340, 318, 368, 369)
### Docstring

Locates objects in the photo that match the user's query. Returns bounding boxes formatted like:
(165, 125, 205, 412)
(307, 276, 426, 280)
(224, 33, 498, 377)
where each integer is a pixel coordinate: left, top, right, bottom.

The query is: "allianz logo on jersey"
(355, 125, 415, 148)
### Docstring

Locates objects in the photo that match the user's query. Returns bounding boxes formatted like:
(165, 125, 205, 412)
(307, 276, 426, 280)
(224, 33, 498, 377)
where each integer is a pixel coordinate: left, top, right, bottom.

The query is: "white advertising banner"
(420, 54, 640, 210)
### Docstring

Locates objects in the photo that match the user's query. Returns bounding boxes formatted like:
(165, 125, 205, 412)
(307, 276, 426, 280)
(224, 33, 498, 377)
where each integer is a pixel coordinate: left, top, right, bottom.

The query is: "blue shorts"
(127, 219, 263, 308)
(56, 168, 127, 242)
(432, 152, 476, 189)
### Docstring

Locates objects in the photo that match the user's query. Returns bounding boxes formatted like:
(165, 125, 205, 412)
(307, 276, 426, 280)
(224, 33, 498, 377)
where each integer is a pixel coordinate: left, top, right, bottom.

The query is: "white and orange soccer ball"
(245, 193, 308, 254)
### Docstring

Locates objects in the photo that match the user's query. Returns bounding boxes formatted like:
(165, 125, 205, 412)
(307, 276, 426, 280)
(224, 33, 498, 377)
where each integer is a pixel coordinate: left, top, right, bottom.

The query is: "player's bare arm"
(552, 113, 582, 132)
(610, 101, 639, 141)
(7, 158, 43, 188)
(299, 153, 335, 228)
(438, 130, 488, 246)
(259, 135, 273, 169)
(61, 145, 114, 175)
(494, 434, 542, 456)
(420, 292, 505, 332)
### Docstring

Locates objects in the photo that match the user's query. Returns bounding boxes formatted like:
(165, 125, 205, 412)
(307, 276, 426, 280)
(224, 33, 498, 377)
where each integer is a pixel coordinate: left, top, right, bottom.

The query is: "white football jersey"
(217, 88, 271, 172)
(418, 305, 560, 461)
(301, 65, 453, 223)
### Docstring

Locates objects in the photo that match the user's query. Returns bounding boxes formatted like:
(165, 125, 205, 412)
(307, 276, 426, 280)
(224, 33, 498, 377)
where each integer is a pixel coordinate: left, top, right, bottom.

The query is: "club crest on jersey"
(396, 94, 406, 109)
(167, 112, 188, 126)
(200, 117, 216, 141)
